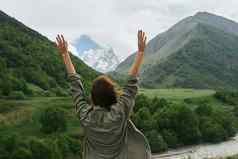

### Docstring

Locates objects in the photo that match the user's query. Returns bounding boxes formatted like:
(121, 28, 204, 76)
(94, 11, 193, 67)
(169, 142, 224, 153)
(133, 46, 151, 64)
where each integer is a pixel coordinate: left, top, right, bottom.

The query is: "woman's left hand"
(56, 34, 68, 58)
(55, 34, 76, 75)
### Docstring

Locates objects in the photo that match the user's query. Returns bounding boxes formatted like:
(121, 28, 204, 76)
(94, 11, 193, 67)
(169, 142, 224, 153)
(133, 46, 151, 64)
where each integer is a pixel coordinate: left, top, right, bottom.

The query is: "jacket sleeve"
(110, 74, 139, 121)
(67, 73, 92, 126)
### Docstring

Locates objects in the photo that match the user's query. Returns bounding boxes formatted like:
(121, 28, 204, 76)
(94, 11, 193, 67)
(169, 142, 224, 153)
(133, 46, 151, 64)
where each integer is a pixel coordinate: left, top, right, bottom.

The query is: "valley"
(1, 9, 238, 159)
(1, 88, 238, 158)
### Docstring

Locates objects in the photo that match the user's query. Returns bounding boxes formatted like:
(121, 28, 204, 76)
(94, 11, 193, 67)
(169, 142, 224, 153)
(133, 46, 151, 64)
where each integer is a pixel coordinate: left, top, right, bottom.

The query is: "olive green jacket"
(67, 73, 151, 159)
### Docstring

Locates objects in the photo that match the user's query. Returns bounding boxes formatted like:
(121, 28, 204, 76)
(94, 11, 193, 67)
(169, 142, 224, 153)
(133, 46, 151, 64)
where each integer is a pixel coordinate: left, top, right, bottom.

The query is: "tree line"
(1, 91, 238, 158)
(132, 93, 238, 153)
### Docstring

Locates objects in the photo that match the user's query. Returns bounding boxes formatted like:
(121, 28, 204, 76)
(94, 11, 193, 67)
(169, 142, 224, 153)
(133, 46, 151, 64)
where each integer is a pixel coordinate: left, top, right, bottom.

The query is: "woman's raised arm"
(55, 34, 76, 75)
(55, 34, 92, 127)
(128, 30, 147, 76)
(112, 30, 147, 120)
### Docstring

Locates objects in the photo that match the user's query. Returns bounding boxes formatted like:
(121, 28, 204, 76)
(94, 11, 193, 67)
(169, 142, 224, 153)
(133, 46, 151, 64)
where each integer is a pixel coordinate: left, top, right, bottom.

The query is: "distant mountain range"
(0, 10, 99, 96)
(71, 35, 120, 73)
(115, 12, 238, 90)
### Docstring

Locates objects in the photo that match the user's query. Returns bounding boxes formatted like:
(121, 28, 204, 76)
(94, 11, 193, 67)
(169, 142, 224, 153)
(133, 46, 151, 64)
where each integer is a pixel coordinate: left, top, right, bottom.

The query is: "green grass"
(139, 88, 216, 100)
(0, 88, 224, 140)
(0, 97, 84, 138)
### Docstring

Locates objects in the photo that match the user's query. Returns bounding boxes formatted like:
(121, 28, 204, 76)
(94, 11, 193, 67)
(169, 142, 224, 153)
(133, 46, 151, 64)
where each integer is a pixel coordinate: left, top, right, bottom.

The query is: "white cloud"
(1, 0, 238, 60)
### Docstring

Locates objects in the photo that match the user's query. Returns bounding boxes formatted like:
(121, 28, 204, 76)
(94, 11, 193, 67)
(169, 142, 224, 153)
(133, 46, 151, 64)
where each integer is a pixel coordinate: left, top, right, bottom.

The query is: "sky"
(1, 0, 238, 60)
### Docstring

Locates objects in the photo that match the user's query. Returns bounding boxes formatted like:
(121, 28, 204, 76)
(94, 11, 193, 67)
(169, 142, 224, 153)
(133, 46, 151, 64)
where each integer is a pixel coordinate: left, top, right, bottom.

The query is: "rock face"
(71, 35, 120, 73)
(115, 12, 238, 90)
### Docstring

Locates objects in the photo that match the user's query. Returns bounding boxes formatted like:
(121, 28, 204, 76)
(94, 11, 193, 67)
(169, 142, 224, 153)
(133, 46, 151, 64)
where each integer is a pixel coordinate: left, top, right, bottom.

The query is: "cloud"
(1, 0, 238, 60)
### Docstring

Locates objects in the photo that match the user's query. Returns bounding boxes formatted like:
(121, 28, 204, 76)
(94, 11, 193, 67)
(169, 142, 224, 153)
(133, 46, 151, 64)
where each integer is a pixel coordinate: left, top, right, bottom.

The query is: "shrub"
(43, 90, 55, 97)
(0, 134, 18, 153)
(29, 138, 52, 159)
(1, 79, 12, 96)
(233, 106, 238, 118)
(145, 130, 168, 153)
(45, 138, 63, 159)
(199, 117, 226, 142)
(150, 97, 168, 112)
(156, 104, 201, 145)
(214, 91, 238, 105)
(133, 107, 155, 132)
(45, 134, 81, 159)
(0, 147, 9, 159)
(213, 109, 237, 138)
(184, 98, 193, 104)
(8, 91, 26, 100)
(39, 107, 67, 134)
(162, 130, 179, 148)
(67, 137, 81, 155)
(0, 104, 15, 113)
(51, 87, 68, 97)
(195, 104, 213, 116)
(12, 148, 32, 159)
(134, 94, 150, 112)
(54, 135, 71, 157)
(173, 105, 201, 144)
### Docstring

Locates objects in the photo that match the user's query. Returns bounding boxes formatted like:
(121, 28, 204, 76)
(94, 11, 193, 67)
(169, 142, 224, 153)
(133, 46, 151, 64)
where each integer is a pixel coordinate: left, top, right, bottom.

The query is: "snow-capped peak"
(69, 35, 120, 73)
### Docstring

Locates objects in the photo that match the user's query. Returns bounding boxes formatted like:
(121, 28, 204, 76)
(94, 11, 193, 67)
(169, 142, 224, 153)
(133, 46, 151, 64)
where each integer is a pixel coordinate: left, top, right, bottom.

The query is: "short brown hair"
(91, 75, 121, 111)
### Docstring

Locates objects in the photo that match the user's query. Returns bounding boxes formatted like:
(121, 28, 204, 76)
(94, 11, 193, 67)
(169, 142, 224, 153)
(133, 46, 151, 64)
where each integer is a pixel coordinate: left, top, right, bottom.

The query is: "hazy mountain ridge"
(115, 12, 238, 90)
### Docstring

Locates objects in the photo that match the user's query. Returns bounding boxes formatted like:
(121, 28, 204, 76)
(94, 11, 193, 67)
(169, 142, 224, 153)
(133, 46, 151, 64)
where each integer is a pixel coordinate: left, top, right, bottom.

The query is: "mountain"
(71, 35, 120, 73)
(115, 12, 238, 90)
(0, 10, 99, 97)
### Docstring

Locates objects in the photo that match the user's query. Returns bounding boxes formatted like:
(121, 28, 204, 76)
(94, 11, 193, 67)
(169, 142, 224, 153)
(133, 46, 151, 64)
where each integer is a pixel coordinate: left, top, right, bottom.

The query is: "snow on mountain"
(70, 35, 120, 73)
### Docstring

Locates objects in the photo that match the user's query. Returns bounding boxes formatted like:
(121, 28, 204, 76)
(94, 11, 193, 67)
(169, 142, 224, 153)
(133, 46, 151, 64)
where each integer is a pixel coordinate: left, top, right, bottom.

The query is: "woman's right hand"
(138, 30, 147, 53)
(128, 30, 147, 76)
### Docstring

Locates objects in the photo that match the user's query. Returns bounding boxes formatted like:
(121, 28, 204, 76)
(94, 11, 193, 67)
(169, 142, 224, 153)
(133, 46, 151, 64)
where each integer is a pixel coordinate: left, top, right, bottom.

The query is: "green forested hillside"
(115, 12, 238, 91)
(0, 10, 99, 98)
(140, 24, 238, 90)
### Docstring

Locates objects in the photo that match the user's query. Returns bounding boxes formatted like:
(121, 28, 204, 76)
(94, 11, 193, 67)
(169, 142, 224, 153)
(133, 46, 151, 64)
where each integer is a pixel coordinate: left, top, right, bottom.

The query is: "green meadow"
(0, 88, 228, 137)
(139, 88, 216, 100)
(0, 97, 84, 138)
(0, 88, 238, 156)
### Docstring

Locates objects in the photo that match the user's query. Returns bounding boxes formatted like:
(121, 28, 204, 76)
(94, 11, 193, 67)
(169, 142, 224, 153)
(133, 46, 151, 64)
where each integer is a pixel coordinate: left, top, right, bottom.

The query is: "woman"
(55, 30, 151, 159)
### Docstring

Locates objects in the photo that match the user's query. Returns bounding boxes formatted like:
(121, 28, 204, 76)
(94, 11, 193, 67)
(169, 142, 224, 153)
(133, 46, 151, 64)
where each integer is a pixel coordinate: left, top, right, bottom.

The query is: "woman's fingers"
(138, 30, 141, 51)
(61, 34, 66, 45)
(63, 39, 68, 49)
(138, 30, 142, 44)
(55, 34, 68, 50)
(61, 34, 64, 41)
(57, 35, 62, 48)
(137, 29, 147, 52)
(144, 36, 147, 45)
(56, 36, 60, 45)
(138, 30, 145, 43)
(138, 30, 142, 38)
(57, 34, 61, 43)
(60, 34, 68, 49)
(55, 34, 69, 56)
